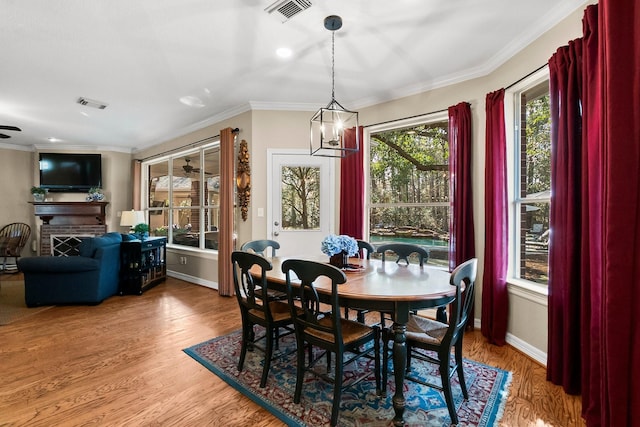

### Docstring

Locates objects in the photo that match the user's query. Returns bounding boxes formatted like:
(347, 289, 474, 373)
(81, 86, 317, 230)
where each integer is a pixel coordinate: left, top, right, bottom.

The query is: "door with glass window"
(268, 150, 333, 257)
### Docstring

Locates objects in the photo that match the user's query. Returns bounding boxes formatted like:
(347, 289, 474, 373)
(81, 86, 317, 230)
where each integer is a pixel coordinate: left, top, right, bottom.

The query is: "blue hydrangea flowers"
(321, 234, 358, 256)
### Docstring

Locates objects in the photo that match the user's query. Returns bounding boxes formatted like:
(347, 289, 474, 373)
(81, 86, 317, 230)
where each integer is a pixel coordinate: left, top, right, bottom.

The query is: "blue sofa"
(18, 232, 129, 307)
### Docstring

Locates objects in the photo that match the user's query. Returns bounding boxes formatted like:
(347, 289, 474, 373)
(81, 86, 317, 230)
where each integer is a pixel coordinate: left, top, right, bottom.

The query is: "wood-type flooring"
(0, 274, 584, 426)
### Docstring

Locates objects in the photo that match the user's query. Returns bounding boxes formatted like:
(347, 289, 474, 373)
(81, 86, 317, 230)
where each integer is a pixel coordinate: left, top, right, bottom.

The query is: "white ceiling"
(1, 0, 588, 152)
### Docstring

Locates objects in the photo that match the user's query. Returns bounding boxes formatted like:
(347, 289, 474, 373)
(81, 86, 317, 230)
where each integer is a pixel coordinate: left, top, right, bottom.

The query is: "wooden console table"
(29, 201, 108, 225)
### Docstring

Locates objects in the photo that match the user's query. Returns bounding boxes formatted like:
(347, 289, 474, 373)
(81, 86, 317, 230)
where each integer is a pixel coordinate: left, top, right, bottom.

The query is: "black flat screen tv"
(39, 153, 102, 192)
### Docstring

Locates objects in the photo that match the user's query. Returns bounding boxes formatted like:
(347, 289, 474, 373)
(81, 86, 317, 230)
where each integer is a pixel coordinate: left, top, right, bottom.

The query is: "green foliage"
(281, 166, 320, 230)
(524, 95, 551, 194)
(31, 186, 46, 194)
(370, 121, 450, 233)
(133, 223, 149, 233)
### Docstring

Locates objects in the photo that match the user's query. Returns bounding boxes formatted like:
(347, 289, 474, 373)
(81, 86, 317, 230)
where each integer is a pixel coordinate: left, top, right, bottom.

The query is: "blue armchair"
(18, 232, 127, 307)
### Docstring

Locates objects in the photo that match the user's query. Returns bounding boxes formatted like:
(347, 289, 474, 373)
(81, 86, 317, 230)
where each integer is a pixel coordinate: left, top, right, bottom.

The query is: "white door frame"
(267, 149, 335, 256)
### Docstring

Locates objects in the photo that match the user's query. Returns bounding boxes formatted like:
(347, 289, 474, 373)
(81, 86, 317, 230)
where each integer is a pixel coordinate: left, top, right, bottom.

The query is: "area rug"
(184, 329, 511, 426)
(0, 280, 53, 325)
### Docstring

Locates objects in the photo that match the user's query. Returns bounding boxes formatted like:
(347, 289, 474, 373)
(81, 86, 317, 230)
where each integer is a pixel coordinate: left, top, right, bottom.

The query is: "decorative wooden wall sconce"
(236, 139, 250, 221)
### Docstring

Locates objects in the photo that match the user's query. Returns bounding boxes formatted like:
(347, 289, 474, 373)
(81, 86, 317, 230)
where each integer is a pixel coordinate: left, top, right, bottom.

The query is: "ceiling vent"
(77, 97, 108, 109)
(265, 0, 312, 22)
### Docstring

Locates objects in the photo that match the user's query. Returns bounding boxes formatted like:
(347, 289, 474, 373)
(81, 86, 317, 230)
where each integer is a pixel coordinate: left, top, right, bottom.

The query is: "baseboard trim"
(167, 270, 218, 290)
(473, 318, 547, 366)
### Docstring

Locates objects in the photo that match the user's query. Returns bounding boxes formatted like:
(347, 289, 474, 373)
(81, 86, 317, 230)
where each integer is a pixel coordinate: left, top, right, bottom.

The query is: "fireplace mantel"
(30, 201, 109, 225)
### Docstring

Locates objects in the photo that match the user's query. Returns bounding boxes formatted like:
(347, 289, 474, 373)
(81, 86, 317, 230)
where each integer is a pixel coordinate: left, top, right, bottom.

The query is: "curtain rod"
(137, 128, 239, 161)
(505, 63, 548, 90)
(364, 108, 449, 129)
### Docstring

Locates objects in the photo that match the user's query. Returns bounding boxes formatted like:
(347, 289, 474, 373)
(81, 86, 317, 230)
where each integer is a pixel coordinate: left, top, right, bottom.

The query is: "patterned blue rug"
(184, 329, 511, 426)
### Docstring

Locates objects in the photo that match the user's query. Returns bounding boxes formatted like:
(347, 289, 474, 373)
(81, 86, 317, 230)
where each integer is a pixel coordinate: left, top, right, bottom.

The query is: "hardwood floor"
(0, 275, 584, 426)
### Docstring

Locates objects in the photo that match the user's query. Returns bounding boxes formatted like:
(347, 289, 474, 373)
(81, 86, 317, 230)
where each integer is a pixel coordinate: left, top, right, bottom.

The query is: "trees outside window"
(514, 82, 551, 284)
(369, 116, 450, 266)
(281, 166, 320, 230)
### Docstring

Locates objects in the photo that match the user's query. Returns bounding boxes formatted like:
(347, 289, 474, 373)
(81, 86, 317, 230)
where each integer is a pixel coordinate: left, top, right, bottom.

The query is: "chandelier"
(310, 15, 359, 158)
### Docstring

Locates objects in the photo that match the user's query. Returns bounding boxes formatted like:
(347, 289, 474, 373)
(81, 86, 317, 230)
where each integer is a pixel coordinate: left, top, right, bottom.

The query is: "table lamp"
(120, 210, 145, 233)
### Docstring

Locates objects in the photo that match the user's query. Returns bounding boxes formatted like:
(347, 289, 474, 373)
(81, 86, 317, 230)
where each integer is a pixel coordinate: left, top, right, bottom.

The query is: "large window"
(513, 80, 551, 284)
(143, 142, 223, 250)
(368, 113, 450, 267)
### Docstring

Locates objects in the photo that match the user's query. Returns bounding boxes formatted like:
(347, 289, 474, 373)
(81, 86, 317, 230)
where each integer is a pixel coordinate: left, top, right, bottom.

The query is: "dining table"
(250, 254, 455, 427)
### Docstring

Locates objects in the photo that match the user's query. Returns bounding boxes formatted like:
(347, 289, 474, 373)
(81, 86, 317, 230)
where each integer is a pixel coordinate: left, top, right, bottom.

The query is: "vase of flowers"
(86, 187, 105, 201)
(31, 186, 47, 202)
(321, 234, 358, 269)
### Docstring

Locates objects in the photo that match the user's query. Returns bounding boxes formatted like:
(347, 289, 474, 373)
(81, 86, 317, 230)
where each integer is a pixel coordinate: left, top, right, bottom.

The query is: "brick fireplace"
(30, 202, 109, 255)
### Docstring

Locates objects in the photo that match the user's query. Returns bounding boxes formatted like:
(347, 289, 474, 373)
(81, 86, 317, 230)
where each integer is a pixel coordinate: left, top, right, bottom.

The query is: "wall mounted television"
(39, 153, 102, 192)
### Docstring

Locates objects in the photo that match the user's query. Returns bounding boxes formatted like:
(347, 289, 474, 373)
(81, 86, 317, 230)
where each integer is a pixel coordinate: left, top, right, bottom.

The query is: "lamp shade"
(120, 210, 145, 227)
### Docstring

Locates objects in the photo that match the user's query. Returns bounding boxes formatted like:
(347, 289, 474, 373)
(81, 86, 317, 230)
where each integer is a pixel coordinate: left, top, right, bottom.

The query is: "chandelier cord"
(331, 30, 335, 101)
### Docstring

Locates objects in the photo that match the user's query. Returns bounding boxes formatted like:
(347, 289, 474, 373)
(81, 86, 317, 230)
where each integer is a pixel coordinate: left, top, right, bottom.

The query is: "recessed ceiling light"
(47, 137, 60, 142)
(276, 47, 292, 59)
(80, 111, 89, 117)
(179, 96, 205, 108)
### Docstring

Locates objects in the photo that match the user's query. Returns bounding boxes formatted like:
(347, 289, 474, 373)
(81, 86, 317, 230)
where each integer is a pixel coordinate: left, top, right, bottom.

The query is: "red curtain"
(591, 0, 640, 424)
(547, 37, 584, 395)
(339, 126, 364, 239)
(448, 102, 475, 270)
(481, 89, 508, 346)
(579, 6, 603, 422)
(546, 3, 640, 424)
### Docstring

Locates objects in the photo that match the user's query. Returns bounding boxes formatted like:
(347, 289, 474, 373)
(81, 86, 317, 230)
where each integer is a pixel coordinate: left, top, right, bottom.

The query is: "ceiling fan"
(0, 125, 21, 139)
(182, 158, 211, 175)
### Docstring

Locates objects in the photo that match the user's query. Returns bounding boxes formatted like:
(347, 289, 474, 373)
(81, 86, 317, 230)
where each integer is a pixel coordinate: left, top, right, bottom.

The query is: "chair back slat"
(282, 259, 347, 344)
(240, 239, 280, 257)
(446, 258, 478, 344)
(356, 240, 375, 259)
(0, 222, 31, 256)
(231, 251, 274, 319)
(376, 242, 429, 266)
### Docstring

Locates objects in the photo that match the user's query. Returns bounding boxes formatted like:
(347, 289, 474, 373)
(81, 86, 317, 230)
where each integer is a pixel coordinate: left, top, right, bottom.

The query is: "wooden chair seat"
(306, 316, 376, 344)
(248, 301, 296, 323)
(406, 314, 448, 344)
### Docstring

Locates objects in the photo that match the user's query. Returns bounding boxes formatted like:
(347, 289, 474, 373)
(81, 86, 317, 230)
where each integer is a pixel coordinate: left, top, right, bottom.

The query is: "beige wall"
(0, 147, 38, 257)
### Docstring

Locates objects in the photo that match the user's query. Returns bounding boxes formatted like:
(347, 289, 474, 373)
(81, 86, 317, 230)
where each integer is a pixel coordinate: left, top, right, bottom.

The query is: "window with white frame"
(143, 142, 223, 250)
(367, 112, 450, 267)
(511, 76, 551, 285)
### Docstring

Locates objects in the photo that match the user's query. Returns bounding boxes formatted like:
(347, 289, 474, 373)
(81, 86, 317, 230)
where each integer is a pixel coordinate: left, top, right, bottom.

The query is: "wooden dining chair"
(375, 242, 429, 266)
(381, 258, 478, 425)
(356, 239, 375, 259)
(344, 240, 376, 322)
(282, 259, 381, 427)
(240, 239, 280, 257)
(0, 222, 31, 273)
(240, 239, 287, 300)
(231, 251, 297, 388)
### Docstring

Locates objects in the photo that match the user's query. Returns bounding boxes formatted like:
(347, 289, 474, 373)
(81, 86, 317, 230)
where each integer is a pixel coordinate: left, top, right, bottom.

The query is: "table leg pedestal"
(392, 322, 407, 426)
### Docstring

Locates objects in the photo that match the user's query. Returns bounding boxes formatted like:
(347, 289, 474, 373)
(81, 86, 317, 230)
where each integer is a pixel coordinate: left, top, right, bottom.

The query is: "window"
(512, 79, 551, 285)
(143, 142, 224, 251)
(368, 112, 450, 267)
